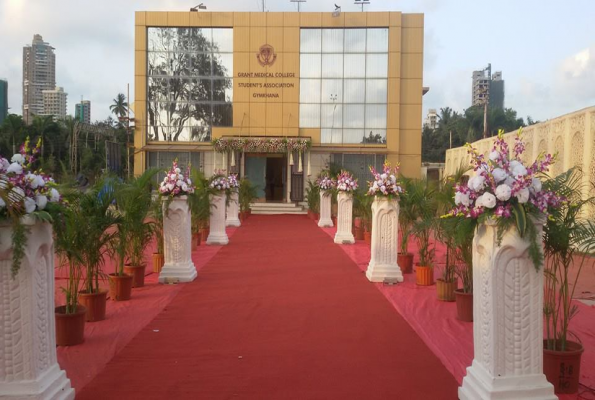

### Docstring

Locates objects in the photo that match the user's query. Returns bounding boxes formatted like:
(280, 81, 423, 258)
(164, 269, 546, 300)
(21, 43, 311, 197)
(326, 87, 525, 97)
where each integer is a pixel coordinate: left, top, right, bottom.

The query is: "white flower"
(175, 168, 181, 174)
(35, 175, 45, 187)
(475, 195, 484, 208)
(488, 151, 500, 162)
(12, 187, 25, 199)
(163, 177, 168, 183)
(0, 158, 9, 171)
(516, 187, 530, 204)
(36, 195, 48, 210)
(7, 162, 23, 175)
(380, 173, 387, 180)
(504, 176, 515, 187)
(510, 160, 527, 177)
(166, 183, 174, 191)
(187, 179, 192, 186)
(468, 175, 486, 192)
(455, 191, 471, 206)
(532, 178, 542, 193)
(181, 183, 188, 192)
(176, 180, 183, 187)
(495, 184, 512, 201)
(479, 192, 497, 209)
(492, 168, 507, 183)
(49, 188, 60, 202)
(11, 154, 25, 165)
(24, 197, 36, 213)
(27, 173, 40, 189)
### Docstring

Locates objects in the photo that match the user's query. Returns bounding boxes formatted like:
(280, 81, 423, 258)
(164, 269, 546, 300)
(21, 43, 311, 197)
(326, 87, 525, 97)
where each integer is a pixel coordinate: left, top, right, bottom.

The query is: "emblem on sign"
(256, 44, 277, 67)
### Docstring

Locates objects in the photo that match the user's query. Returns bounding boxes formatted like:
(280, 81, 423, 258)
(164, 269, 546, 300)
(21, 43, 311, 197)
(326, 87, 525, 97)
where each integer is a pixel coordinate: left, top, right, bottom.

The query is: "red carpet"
(77, 215, 458, 400)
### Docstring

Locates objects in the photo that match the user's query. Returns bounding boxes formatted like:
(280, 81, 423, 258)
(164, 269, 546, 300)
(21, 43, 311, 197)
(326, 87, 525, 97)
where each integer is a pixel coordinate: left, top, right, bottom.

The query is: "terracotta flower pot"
(108, 273, 133, 301)
(124, 264, 146, 288)
(55, 305, 86, 346)
(200, 228, 208, 242)
(455, 289, 473, 322)
(354, 225, 364, 240)
(314, 212, 319, 221)
(152, 252, 164, 273)
(191, 233, 200, 251)
(331, 216, 337, 226)
(543, 340, 584, 394)
(397, 252, 413, 274)
(78, 290, 107, 322)
(436, 279, 458, 302)
(415, 265, 434, 286)
(364, 230, 372, 245)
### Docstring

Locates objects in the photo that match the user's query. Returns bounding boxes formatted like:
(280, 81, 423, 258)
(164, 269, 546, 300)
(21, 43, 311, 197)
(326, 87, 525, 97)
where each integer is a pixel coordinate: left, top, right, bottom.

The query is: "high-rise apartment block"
(42, 86, 67, 119)
(23, 35, 56, 123)
(75, 100, 91, 124)
(424, 109, 438, 130)
(471, 64, 504, 110)
(0, 79, 7, 124)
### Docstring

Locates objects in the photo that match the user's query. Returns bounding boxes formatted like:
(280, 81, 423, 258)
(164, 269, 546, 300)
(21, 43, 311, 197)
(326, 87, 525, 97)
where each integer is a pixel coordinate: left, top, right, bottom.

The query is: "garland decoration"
(212, 138, 311, 153)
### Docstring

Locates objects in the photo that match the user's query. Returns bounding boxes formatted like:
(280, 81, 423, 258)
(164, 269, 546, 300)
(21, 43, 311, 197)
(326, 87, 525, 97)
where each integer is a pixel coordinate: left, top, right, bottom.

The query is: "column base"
(226, 218, 241, 227)
(459, 361, 556, 400)
(334, 232, 355, 244)
(0, 364, 75, 400)
(206, 233, 229, 245)
(318, 218, 333, 228)
(365, 262, 404, 283)
(158, 261, 197, 283)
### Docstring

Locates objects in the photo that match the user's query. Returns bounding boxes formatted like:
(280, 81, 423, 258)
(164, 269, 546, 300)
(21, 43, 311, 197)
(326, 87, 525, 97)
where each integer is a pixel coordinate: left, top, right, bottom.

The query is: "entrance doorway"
(245, 154, 286, 202)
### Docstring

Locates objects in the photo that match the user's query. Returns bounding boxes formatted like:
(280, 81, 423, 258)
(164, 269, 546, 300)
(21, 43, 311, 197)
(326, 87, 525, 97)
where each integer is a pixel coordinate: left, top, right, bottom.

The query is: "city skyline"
(0, 0, 593, 123)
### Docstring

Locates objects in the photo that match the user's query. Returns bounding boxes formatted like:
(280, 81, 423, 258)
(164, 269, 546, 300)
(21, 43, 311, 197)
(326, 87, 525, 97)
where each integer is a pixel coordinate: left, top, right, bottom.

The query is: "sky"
(0, 0, 594, 123)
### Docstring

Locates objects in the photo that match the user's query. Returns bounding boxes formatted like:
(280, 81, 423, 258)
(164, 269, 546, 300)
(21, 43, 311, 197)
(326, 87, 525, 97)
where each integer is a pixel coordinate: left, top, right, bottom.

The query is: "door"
(245, 155, 266, 199)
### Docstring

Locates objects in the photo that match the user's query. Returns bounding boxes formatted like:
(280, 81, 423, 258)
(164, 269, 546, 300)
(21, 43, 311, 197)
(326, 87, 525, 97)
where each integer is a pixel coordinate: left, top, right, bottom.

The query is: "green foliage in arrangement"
(187, 168, 212, 233)
(238, 177, 258, 213)
(305, 180, 320, 214)
(352, 188, 373, 230)
(409, 178, 439, 268)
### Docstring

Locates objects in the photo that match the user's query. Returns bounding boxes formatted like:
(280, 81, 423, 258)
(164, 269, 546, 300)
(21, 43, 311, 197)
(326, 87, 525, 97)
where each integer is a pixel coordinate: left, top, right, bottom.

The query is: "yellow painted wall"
(134, 11, 424, 177)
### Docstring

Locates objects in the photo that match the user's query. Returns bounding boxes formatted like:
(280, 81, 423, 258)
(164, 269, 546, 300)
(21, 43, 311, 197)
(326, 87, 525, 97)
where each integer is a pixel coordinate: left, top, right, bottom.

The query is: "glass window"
(366, 54, 388, 78)
(365, 105, 387, 128)
(299, 79, 321, 103)
(365, 79, 388, 103)
(212, 104, 233, 127)
(344, 29, 366, 53)
(321, 79, 343, 103)
(212, 79, 233, 102)
(190, 78, 212, 101)
(148, 52, 169, 75)
(189, 28, 211, 52)
(300, 29, 322, 53)
(343, 80, 366, 103)
(299, 104, 320, 128)
(362, 129, 387, 144)
(343, 129, 366, 144)
(321, 104, 342, 128)
(300, 54, 321, 78)
(366, 28, 389, 53)
(148, 28, 171, 52)
(211, 28, 233, 52)
(212, 54, 233, 77)
(322, 29, 344, 53)
(148, 77, 168, 101)
(343, 105, 365, 128)
(322, 54, 343, 78)
(190, 53, 212, 76)
(343, 54, 366, 78)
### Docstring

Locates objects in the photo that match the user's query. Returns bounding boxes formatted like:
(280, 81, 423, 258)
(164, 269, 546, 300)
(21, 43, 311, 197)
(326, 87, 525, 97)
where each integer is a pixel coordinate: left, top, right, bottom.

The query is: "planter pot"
(543, 340, 584, 394)
(436, 279, 458, 302)
(152, 252, 164, 273)
(108, 273, 133, 301)
(364, 230, 371, 244)
(455, 289, 473, 321)
(124, 264, 146, 288)
(397, 252, 413, 274)
(415, 265, 433, 286)
(200, 228, 209, 242)
(191, 233, 200, 251)
(55, 305, 87, 346)
(354, 225, 364, 240)
(314, 212, 319, 221)
(78, 290, 108, 322)
(331, 216, 337, 226)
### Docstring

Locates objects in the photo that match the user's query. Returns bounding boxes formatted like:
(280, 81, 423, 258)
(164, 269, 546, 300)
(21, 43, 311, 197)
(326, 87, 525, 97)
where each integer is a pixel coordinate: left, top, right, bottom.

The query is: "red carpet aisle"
(77, 215, 458, 400)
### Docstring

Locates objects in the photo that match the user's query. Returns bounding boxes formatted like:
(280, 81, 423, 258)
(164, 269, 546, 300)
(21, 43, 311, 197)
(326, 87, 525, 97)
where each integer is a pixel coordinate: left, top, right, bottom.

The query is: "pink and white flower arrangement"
(0, 137, 60, 218)
(367, 161, 403, 197)
(316, 174, 336, 191)
(209, 171, 230, 192)
(336, 170, 358, 192)
(227, 173, 239, 190)
(159, 160, 195, 197)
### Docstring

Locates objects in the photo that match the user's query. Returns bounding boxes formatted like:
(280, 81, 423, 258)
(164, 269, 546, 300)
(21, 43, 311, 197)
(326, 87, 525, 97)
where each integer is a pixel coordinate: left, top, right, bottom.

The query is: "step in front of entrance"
(250, 203, 307, 215)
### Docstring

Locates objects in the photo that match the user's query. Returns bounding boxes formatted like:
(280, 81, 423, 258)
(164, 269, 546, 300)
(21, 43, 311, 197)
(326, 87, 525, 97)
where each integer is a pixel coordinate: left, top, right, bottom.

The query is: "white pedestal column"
(226, 191, 241, 227)
(318, 190, 333, 228)
(366, 197, 403, 283)
(159, 196, 197, 283)
(459, 219, 556, 400)
(0, 220, 74, 400)
(334, 192, 355, 244)
(207, 192, 229, 245)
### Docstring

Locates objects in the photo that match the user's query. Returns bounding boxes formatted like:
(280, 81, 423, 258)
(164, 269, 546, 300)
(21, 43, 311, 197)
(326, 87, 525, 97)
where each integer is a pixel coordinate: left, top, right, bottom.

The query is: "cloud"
(556, 44, 595, 103)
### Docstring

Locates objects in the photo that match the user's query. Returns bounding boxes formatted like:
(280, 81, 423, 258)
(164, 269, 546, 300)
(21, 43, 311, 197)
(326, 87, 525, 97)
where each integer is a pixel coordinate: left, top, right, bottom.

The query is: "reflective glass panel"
(173, 28, 194, 51)
(299, 104, 320, 128)
(366, 54, 388, 78)
(321, 79, 343, 103)
(362, 129, 387, 144)
(190, 103, 211, 127)
(148, 28, 170, 52)
(343, 54, 366, 78)
(189, 28, 211, 52)
(211, 28, 233, 52)
(212, 104, 233, 126)
(321, 104, 343, 128)
(365, 79, 388, 103)
(212, 79, 233, 102)
(300, 54, 321, 78)
(343, 129, 366, 144)
(299, 79, 321, 103)
(365, 105, 387, 128)
(190, 53, 211, 77)
(300, 29, 322, 53)
(322, 29, 344, 53)
(322, 54, 343, 78)
(212, 53, 233, 77)
(366, 28, 389, 52)
(343, 79, 365, 103)
(148, 52, 169, 75)
(343, 105, 365, 128)
(190, 78, 212, 101)
(344, 29, 366, 53)
(148, 77, 168, 101)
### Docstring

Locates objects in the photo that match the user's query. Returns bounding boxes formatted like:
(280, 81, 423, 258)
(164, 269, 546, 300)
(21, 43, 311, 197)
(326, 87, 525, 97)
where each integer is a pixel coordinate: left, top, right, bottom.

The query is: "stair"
(250, 202, 307, 215)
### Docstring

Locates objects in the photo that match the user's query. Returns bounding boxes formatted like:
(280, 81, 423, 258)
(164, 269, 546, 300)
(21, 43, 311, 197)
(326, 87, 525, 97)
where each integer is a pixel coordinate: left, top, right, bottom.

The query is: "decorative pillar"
(159, 196, 197, 283)
(226, 190, 241, 227)
(240, 151, 245, 178)
(365, 197, 403, 282)
(206, 192, 229, 245)
(318, 190, 333, 227)
(334, 192, 355, 244)
(286, 154, 292, 203)
(459, 219, 555, 400)
(0, 220, 74, 400)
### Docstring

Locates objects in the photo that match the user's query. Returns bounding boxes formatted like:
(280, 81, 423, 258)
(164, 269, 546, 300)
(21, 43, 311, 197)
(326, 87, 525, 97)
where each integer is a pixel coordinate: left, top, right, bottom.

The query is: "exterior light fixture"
(332, 4, 341, 17)
(290, 0, 307, 12)
(190, 3, 207, 11)
(354, 0, 370, 11)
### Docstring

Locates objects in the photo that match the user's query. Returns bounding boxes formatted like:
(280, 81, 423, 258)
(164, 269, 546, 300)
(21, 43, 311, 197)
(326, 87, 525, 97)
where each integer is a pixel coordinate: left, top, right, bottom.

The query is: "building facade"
(42, 86, 67, 119)
(23, 35, 56, 124)
(424, 108, 437, 130)
(471, 63, 504, 110)
(0, 79, 7, 124)
(75, 100, 91, 124)
(134, 11, 424, 201)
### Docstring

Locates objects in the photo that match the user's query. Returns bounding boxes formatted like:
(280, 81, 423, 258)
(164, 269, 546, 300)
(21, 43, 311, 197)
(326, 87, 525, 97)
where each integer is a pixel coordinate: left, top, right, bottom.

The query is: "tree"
(110, 93, 128, 119)
(31, 115, 58, 157)
(1, 114, 26, 155)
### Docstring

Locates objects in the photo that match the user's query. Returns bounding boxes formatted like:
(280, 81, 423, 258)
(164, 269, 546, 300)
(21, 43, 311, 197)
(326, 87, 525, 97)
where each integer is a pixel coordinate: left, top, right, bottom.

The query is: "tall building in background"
(424, 109, 438, 130)
(471, 64, 504, 109)
(42, 86, 67, 119)
(23, 34, 56, 124)
(0, 79, 7, 124)
(75, 100, 91, 124)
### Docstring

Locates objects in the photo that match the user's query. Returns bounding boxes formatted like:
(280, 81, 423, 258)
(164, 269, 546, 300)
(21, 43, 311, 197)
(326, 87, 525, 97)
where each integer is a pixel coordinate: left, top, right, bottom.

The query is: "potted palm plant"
(188, 168, 211, 241)
(542, 168, 595, 394)
(305, 180, 320, 220)
(151, 195, 165, 272)
(238, 177, 257, 222)
(410, 179, 438, 286)
(352, 188, 367, 240)
(397, 176, 416, 273)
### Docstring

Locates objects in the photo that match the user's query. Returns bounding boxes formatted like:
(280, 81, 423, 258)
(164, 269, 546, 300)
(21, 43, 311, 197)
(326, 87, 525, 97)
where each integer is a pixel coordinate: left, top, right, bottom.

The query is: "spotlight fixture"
(190, 3, 207, 11)
(332, 4, 341, 17)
